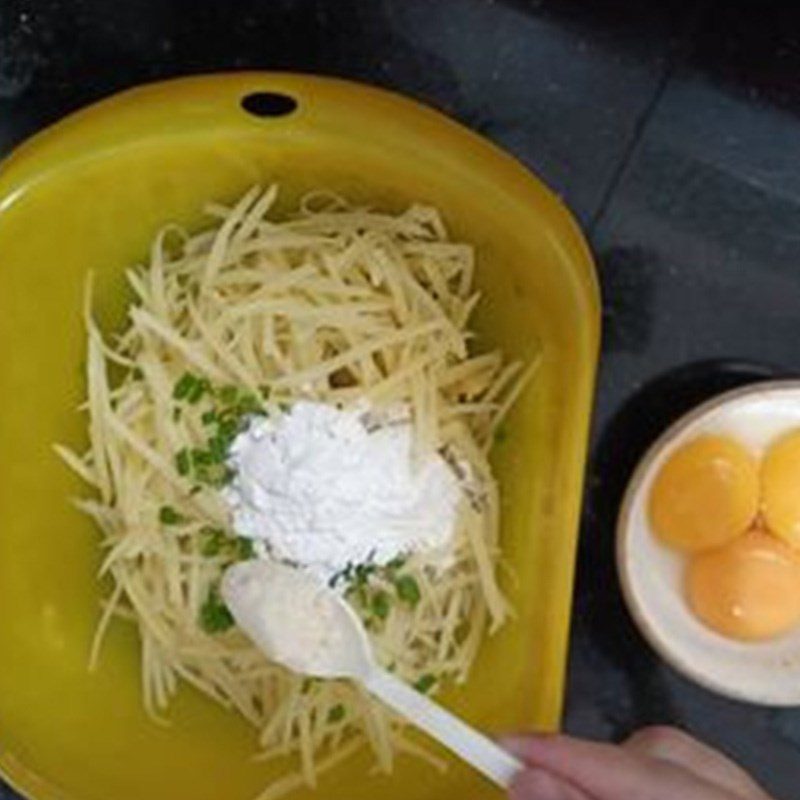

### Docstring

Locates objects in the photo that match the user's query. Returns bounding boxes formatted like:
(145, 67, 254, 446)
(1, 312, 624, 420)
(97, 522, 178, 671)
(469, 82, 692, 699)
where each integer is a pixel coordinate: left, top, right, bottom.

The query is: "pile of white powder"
(223, 401, 462, 579)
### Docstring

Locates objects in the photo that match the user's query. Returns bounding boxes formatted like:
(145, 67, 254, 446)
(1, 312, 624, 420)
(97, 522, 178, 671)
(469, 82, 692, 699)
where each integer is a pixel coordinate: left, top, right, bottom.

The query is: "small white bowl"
(617, 380, 800, 707)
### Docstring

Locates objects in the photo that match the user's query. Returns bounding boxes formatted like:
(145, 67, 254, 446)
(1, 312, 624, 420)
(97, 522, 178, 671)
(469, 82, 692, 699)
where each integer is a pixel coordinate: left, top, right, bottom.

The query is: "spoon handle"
(363, 667, 524, 788)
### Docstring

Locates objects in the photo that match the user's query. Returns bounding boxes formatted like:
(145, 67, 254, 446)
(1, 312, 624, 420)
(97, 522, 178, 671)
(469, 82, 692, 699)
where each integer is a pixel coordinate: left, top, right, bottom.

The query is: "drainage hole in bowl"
(241, 92, 298, 118)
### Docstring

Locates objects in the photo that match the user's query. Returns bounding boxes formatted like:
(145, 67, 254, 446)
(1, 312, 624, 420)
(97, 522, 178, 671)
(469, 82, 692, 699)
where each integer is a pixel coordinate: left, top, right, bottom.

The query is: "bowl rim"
(616, 378, 800, 707)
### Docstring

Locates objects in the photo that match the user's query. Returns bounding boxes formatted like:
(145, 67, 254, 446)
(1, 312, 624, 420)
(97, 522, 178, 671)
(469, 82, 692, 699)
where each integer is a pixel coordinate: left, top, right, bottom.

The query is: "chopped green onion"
(328, 572, 343, 589)
(355, 585, 369, 609)
(201, 409, 217, 425)
(194, 464, 234, 488)
(187, 378, 209, 405)
(414, 674, 437, 694)
(327, 704, 346, 723)
(236, 537, 255, 560)
(191, 448, 213, 467)
(199, 526, 226, 556)
(218, 418, 240, 442)
(217, 385, 239, 405)
(159, 505, 183, 525)
(354, 562, 377, 587)
(394, 575, 421, 608)
(329, 562, 354, 589)
(173, 372, 197, 401)
(207, 435, 228, 463)
(236, 393, 262, 415)
(371, 590, 391, 620)
(175, 448, 191, 476)
(385, 555, 407, 572)
(199, 588, 234, 633)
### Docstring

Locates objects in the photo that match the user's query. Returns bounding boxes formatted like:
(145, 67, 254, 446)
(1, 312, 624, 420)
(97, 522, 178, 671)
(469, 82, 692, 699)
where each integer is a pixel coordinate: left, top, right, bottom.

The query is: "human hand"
(502, 726, 774, 800)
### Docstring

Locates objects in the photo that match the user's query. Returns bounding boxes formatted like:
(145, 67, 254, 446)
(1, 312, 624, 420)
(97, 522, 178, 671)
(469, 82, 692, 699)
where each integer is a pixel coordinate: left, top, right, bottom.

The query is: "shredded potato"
(59, 186, 535, 798)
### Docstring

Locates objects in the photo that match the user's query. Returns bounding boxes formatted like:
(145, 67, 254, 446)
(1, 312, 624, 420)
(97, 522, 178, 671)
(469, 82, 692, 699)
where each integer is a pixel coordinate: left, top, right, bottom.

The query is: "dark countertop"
(2, 1, 799, 797)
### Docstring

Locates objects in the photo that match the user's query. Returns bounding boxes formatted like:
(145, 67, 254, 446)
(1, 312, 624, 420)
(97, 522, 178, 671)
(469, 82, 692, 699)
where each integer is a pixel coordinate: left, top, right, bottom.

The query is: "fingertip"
(624, 725, 690, 756)
(510, 769, 571, 800)
(498, 735, 534, 761)
(501, 733, 651, 798)
(498, 733, 557, 763)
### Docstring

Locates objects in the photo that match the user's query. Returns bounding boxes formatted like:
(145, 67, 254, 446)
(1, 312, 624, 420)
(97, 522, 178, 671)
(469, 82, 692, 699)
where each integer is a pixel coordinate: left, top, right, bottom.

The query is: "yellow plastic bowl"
(0, 74, 599, 800)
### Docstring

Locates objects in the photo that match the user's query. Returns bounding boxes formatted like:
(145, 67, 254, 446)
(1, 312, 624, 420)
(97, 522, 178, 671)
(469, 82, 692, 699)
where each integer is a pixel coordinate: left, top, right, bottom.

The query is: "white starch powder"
(223, 401, 461, 579)
(221, 560, 348, 676)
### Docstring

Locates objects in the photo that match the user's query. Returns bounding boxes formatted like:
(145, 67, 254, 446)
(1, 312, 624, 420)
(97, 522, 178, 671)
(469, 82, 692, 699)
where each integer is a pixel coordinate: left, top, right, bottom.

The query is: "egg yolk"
(649, 435, 759, 552)
(686, 529, 800, 641)
(761, 429, 800, 550)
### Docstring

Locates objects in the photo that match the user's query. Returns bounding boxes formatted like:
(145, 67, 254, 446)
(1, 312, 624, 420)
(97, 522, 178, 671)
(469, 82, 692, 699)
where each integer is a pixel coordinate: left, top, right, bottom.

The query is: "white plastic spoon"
(221, 559, 524, 788)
